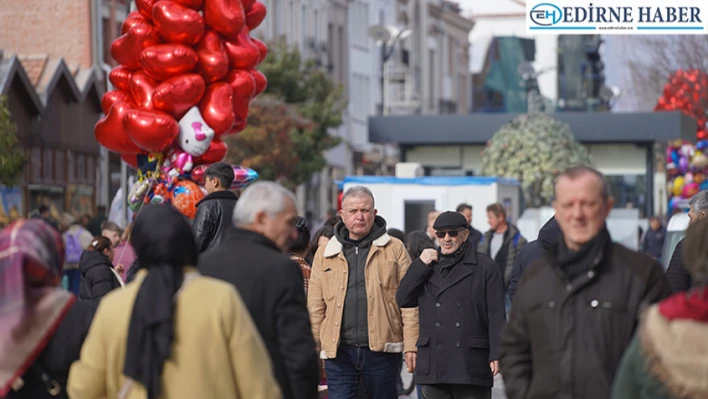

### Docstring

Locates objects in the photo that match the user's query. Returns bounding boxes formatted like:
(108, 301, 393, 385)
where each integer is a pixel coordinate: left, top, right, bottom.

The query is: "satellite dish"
(368, 25, 393, 44)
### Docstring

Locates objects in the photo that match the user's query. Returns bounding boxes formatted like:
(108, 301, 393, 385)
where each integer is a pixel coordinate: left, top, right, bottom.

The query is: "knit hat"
(432, 211, 468, 230)
(683, 217, 708, 285)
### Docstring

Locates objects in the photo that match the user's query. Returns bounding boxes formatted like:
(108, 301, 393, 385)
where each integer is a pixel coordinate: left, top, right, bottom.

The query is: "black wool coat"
(396, 247, 506, 387)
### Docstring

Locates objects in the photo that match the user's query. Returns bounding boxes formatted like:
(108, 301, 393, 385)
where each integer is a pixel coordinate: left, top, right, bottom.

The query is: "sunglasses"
(435, 230, 462, 239)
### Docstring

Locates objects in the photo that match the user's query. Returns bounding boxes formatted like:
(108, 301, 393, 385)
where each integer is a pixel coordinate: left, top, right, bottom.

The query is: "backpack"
(64, 230, 84, 264)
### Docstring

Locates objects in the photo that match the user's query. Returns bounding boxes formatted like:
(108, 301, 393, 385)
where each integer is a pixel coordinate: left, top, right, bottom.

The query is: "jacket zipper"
(355, 246, 360, 345)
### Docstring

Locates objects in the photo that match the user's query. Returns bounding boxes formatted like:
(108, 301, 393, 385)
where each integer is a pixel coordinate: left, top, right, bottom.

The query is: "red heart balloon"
(109, 66, 133, 92)
(172, 0, 204, 9)
(123, 109, 180, 152)
(245, 2, 267, 31)
(102, 90, 136, 114)
(122, 11, 147, 35)
(224, 30, 260, 70)
(242, 0, 257, 11)
(136, 0, 157, 20)
(121, 154, 141, 169)
(140, 44, 199, 81)
(204, 0, 245, 41)
(130, 71, 159, 109)
(251, 38, 268, 64)
(194, 139, 228, 165)
(195, 30, 230, 83)
(250, 70, 267, 98)
(199, 82, 235, 136)
(153, 1, 205, 46)
(225, 69, 256, 99)
(153, 74, 206, 118)
(111, 22, 161, 70)
(95, 101, 142, 154)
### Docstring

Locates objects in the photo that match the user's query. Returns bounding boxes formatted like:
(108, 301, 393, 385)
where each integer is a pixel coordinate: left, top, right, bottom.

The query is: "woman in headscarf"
(67, 205, 281, 399)
(612, 217, 708, 399)
(0, 219, 95, 398)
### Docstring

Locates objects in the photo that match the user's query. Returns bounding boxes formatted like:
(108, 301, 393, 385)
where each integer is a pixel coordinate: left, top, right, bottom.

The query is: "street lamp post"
(368, 25, 412, 116)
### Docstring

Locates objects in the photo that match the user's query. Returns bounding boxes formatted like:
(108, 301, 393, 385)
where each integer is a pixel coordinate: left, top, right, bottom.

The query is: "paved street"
(399, 372, 507, 398)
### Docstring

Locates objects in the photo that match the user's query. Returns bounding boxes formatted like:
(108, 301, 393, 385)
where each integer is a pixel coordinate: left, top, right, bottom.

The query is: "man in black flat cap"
(396, 211, 505, 399)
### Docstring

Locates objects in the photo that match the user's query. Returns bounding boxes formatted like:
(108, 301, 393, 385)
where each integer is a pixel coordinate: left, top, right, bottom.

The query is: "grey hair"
(554, 165, 611, 201)
(232, 181, 297, 226)
(342, 185, 375, 207)
(689, 190, 708, 214)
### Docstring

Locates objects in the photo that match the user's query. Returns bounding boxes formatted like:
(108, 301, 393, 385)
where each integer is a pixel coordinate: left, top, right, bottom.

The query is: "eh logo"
(530, 3, 563, 26)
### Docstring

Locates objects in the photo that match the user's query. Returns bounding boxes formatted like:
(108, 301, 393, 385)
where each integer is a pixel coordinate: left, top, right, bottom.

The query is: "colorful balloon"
(153, 1, 205, 46)
(195, 30, 230, 83)
(140, 44, 199, 81)
(152, 74, 206, 118)
(204, 0, 245, 40)
(123, 109, 180, 152)
(95, 101, 142, 154)
(110, 22, 162, 70)
(171, 180, 205, 219)
(231, 165, 258, 189)
(199, 82, 235, 136)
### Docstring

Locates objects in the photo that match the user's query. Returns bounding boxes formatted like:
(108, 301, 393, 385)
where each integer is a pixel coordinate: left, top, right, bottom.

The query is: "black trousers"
(421, 384, 492, 399)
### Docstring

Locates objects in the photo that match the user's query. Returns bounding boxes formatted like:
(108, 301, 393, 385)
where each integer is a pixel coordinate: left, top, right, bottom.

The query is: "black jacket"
(199, 229, 319, 399)
(467, 226, 483, 248)
(78, 251, 121, 303)
(8, 301, 96, 399)
(641, 226, 666, 259)
(500, 236, 671, 399)
(334, 216, 387, 347)
(192, 190, 238, 253)
(666, 239, 691, 293)
(397, 245, 505, 387)
(478, 224, 527, 288)
(507, 217, 562, 300)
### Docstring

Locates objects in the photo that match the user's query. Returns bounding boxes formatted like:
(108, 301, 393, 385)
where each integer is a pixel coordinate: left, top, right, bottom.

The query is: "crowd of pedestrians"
(2, 162, 707, 399)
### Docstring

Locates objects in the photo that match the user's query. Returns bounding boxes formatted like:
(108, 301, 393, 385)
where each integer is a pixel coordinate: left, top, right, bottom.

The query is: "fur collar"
(323, 234, 391, 258)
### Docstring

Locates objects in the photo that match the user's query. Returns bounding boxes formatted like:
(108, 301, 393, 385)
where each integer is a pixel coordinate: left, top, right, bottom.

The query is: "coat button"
(456, 342, 461, 348)
(337, 303, 341, 308)
(587, 271, 595, 278)
(335, 322, 339, 326)
(455, 322, 460, 327)
(436, 302, 441, 307)
(332, 339, 336, 342)
(591, 300, 599, 308)
(340, 286, 344, 290)
(435, 322, 440, 327)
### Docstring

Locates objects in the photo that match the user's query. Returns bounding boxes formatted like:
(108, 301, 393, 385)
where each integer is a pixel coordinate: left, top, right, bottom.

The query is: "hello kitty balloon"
(162, 107, 215, 179)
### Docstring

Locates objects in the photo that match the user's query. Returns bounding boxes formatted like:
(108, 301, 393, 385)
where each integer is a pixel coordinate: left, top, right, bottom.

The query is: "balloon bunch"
(95, 0, 267, 219)
(666, 139, 708, 211)
(655, 69, 708, 140)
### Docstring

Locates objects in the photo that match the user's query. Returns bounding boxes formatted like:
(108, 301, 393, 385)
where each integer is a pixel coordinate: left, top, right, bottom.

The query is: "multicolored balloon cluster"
(655, 69, 708, 140)
(95, 0, 266, 219)
(666, 140, 708, 211)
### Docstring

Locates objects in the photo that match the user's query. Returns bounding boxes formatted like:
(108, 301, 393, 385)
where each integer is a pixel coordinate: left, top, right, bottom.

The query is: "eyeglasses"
(435, 230, 462, 239)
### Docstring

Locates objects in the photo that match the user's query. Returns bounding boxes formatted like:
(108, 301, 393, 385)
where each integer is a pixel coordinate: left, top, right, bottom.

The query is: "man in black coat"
(397, 211, 505, 399)
(192, 162, 238, 253)
(199, 181, 319, 399)
(641, 216, 666, 261)
(500, 166, 670, 399)
(457, 203, 483, 246)
(506, 216, 562, 300)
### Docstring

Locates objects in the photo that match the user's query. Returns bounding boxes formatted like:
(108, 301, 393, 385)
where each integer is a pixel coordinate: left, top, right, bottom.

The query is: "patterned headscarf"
(0, 219, 75, 397)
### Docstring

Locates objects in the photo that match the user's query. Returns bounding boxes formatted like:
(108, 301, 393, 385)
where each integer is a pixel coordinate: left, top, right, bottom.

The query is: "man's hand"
(404, 352, 417, 373)
(420, 248, 438, 265)
(490, 360, 500, 376)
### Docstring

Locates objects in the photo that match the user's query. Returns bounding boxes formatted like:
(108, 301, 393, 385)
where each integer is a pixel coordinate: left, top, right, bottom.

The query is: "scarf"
(659, 287, 708, 322)
(553, 226, 611, 282)
(123, 205, 197, 399)
(0, 219, 74, 397)
(436, 241, 467, 278)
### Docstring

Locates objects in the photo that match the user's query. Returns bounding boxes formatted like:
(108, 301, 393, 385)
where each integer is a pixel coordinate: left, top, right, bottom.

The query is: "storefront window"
(606, 174, 648, 217)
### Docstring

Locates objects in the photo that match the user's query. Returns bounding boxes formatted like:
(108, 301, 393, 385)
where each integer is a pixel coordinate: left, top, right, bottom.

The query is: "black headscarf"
(123, 205, 198, 399)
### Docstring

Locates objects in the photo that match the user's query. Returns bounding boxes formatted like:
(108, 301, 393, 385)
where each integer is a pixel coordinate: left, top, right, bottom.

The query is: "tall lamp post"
(368, 25, 412, 116)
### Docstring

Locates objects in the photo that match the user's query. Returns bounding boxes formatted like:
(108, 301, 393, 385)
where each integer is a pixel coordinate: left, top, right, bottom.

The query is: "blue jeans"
(325, 344, 400, 399)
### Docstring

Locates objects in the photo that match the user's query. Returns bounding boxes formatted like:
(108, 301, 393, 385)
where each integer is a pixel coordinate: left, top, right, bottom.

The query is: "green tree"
(226, 37, 345, 187)
(0, 96, 25, 187)
(481, 113, 592, 207)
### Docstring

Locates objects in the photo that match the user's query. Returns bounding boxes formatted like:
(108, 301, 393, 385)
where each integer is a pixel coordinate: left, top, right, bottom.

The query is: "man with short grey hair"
(200, 181, 319, 399)
(308, 185, 419, 399)
(666, 189, 708, 292)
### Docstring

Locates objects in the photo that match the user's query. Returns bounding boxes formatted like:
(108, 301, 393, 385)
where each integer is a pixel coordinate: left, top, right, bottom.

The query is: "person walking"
(612, 217, 708, 399)
(78, 236, 122, 303)
(478, 203, 527, 293)
(500, 166, 671, 399)
(67, 205, 280, 399)
(193, 162, 238, 253)
(199, 182, 320, 399)
(308, 186, 419, 399)
(456, 203, 483, 246)
(397, 211, 505, 399)
(666, 190, 708, 293)
(641, 216, 666, 261)
(59, 212, 93, 295)
(0, 219, 95, 399)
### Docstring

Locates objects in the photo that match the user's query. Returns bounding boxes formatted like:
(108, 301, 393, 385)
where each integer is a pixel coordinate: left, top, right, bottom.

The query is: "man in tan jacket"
(308, 186, 419, 399)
